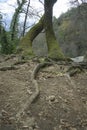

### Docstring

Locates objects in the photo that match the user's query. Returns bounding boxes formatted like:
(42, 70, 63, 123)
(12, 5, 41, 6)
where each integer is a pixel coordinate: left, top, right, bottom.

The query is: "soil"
(0, 55, 87, 130)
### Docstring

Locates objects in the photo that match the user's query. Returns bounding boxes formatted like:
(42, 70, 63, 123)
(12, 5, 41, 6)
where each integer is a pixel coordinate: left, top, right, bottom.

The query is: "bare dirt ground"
(0, 55, 87, 130)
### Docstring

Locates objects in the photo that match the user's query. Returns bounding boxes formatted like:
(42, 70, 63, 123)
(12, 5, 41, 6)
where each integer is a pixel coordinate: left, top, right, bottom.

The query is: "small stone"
(35, 125, 39, 129)
(1, 109, 8, 116)
(9, 117, 15, 123)
(38, 111, 43, 117)
(22, 125, 29, 129)
(27, 89, 32, 95)
(48, 95, 55, 102)
(54, 99, 59, 103)
(26, 110, 31, 115)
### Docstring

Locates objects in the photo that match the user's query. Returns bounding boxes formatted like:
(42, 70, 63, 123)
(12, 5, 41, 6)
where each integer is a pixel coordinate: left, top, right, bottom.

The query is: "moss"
(46, 27, 64, 60)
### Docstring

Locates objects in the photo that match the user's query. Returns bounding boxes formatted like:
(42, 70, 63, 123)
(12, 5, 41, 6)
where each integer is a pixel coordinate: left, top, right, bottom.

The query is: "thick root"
(16, 61, 52, 121)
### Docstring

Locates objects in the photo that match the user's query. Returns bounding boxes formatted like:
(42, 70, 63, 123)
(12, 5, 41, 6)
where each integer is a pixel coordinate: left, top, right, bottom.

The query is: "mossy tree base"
(46, 35, 64, 60)
(48, 48, 64, 60)
(18, 39, 34, 57)
(44, 0, 64, 60)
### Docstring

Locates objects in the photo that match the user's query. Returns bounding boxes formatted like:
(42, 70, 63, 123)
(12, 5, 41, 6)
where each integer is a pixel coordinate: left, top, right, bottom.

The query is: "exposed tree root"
(72, 62, 87, 69)
(0, 60, 26, 71)
(16, 62, 53, 121)
(0, 66, 18, 71)
(30, 62, 53, 103)
(67, 62, 87, 76)
(67, 66, 83, 77)
(13, 60, 27, 65)
(4, 54, 16, 61)
(45, 57, 72, 65)
(15, 59, 87, 122)
(31, 62, 53, 79)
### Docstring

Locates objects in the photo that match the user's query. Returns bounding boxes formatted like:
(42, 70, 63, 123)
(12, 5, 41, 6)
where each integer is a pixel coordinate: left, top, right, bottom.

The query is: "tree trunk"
(44, 0, 64, 60)
(18, 0, 64, 59)
(22, 0, 30, 36)
(18, 15, 44, 56)
(10, 0, 26, 41)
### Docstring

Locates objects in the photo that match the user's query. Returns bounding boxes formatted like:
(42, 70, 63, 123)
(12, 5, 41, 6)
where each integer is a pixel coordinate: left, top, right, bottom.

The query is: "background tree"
(0, 13, 14, 54)
(10, 0, 26, 41)
(22, 0, 30, 36)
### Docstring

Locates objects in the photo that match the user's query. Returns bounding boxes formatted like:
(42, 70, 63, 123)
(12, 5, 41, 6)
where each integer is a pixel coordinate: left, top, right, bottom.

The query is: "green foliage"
(0, 28, 15, 54)
(53, 4, 87, 57)
(0, 13, 18, 54)
(10, 0, 26, 41)
(10, 11, 19, 41)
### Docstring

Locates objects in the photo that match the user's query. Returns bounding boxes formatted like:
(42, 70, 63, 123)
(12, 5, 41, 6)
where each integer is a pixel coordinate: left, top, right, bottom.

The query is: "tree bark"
(44, 0, 64, 60)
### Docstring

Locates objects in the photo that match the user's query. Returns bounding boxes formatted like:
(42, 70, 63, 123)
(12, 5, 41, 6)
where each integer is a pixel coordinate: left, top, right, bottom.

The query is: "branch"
(22, 0, 30, 36)
(17, 0, 21, 5)
(39, 0, 44, 5)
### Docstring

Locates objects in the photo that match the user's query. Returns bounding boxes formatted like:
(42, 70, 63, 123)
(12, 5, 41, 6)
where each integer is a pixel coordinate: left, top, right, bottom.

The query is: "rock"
(48, 95, 55, 102)
(38, 111, 43, 117)
(9, 117, 16, 124)
(71, 56, 84, 63)
(22, 125, 29, 129)
(26, 110, 31, 115)
(27, 89, 32, 95)
(1, 110, 8, 116)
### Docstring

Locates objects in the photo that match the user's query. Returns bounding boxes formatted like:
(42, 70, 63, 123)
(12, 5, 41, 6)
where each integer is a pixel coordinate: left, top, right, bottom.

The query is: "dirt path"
(0, 55, 87, 130)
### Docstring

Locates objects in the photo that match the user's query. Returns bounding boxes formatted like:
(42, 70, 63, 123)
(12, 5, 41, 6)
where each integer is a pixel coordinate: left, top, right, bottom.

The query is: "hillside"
(0, 55, 87, 130)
